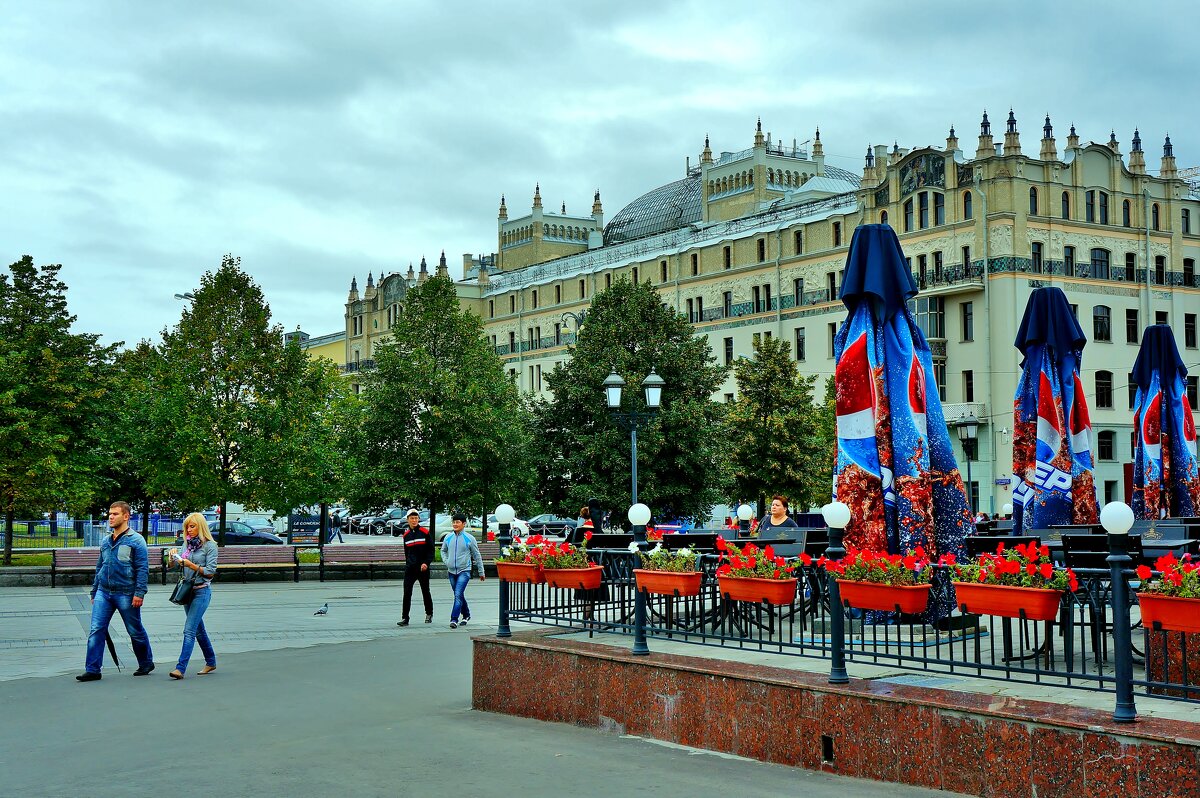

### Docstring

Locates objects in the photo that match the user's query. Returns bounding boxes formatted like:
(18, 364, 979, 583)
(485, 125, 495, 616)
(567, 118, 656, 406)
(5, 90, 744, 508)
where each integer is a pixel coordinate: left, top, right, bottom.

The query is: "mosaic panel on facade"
(900, 153, 946, 196)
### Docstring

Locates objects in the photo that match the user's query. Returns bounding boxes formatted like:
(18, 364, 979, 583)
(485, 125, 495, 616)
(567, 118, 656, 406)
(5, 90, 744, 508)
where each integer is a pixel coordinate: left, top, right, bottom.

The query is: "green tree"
(350, 275, 535, 529)
(725, 335, 828, 512)
(0, 256, 119, 563)
(532, 277, 730, 524)
(811, 373, 838, 507)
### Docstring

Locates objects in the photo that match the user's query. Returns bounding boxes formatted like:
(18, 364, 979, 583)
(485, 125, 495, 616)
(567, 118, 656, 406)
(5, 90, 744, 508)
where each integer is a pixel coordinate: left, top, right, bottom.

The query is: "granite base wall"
(473, 630, 1200, 798)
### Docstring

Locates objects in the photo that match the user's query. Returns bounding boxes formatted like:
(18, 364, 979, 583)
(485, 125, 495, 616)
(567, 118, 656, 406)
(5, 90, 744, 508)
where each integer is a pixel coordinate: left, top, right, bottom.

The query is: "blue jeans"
(85, 590, 153, 674)
(175, 587, 216, 674)
(448, 571, 471, 622)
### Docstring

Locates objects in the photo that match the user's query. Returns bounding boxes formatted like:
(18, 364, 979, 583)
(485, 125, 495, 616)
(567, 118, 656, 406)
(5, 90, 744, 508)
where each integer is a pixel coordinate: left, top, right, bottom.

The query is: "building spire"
(1003, 109, 1021, 155)
(946, 125, 959, 151)
(754, 117, 765, 147)
(1066, 123, 1079, 150)
(976, 110, 995, 158)
(561, 201, 566, 214)
(532, 183, 542, 209)
(1160, 133, 1178, 179)
(1108, 130, 1120, 153)
(1131, 128, 1142, 152)
(701, 134, 713, 164)
(1039, 115, 1057, 161)
(498, 194, 508, 221)
(437, 250, 449, 277)
(812, 126, 823, 157)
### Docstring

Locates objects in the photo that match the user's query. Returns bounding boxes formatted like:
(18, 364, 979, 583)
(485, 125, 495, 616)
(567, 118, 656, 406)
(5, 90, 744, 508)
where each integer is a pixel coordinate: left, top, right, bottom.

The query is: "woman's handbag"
(169, 570, 194, 605)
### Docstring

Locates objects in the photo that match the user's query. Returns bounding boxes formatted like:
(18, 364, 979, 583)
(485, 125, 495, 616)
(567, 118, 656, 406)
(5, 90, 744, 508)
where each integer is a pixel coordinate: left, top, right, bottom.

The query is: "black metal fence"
(2, 517, 186, 548)
(502, 549, 1198, 722)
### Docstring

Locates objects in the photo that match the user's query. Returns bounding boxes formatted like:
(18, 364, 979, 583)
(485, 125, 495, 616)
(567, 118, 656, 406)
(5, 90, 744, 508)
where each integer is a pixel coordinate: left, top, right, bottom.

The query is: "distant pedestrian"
(440, 513, 485, 629)
(77, 501, 154, 682)
(395, 509, 434, 626)
(327, 512, 344, 544)
(167, 513, 218, 679)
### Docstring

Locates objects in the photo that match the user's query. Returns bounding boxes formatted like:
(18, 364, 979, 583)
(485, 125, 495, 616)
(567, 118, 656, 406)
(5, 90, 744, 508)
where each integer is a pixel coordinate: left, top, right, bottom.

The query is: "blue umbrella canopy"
(832, 225, 973, 566)
(1011, 287, 1098, 533)
(1131, 324, 1200, 518)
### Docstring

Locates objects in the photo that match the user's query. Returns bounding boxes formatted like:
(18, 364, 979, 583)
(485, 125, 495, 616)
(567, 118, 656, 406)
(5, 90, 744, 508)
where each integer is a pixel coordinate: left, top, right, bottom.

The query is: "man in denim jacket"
(77, 501, 154, 681)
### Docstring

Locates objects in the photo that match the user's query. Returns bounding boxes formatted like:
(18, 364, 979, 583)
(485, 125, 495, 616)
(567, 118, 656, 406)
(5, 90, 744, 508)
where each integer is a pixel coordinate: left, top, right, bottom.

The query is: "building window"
(757, 238, 766, 262)
(1090, 248, 1110, 280)
(904, 199, 914, 231)
(752, 332, 761, 347)
(1184, 209, 1192, 235)
(795, 327, 806, 361)
(1031, 242, 1044, 273)
(1095, 370, 1113, 409)
(934, 193, 945, 225)
(1157, 310, 1169, 326)
(1125, 252, 1137, 282)
(1093, 306, 1111, 342)
(1185, 258, 1195, 286)
(488, 299, 495, 318)
(685, 299, 694, 323)
(917, 254, 927, 284)
(963, 369, 974, 402)
(1189, 376, 1199, 408)
(1061, 191, 1070, 220)
(508, 331, 515, 351)
(724, 393, 734, 403)
(723, 291, 732, 318)
(961, 301, 974, 341)
(1126, 309, 1139, 344)
(1099, 192, 1109, 225)
(1070, 303, 1078, 319)
(1122, 199, 1131, 228)
(763, 283, 772, 312)
(509, 295, 516, 313)
(752, 286, 761, 313)
(723, 246, 731, 269)
(1098, 431, 1115, 461)
(911, 297, 945, 339)
(555, 284, 562, 303)
(632, 266, 639, 284)
(932, 359, 947, 401)
(963, 191, 973, 220)
(933, 251, 944, 281)
(793, 278, 805, 306)
(535, 365, 542, 392)
(605, 273, 612, 289)
(833, 222, 842, 247)
(880, 210, 888, 225)
(691, 253, 699, 275)
(1064, 246, 1075, 275)
(554, 323, 562, 346)
(695, 296, 704, 322)
(1186, 314, 1197, 348)
(962, 245, 971, 267)
(826, 272, 837, 301)
(579, 279, 586, 299)
(1029, 187, 1038, 215)
(1152, 203, 1160, 231)
(1085, 191, 1095, 223)
(828, 323, 838, 358)
(531, 290, 538, 309)
(794, 229, 804, 254)
(1155, 256, 1166, 285)
(1128, 372, 1137, 409)
(724, 337, 734, 366)
(918, 192, 929, 229)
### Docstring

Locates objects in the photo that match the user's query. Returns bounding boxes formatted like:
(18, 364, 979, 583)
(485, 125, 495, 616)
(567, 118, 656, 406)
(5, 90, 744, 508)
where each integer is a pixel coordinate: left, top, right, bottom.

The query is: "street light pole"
(603, 369, 665, 509)
(957, 412, 979, 515)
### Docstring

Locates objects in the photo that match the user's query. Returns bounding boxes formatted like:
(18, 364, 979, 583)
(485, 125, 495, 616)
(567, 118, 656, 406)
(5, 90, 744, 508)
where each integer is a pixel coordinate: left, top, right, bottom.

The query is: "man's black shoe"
(397, 619, 409, 627)
(133, 664, 155, 677)
(425, 614, 433, 624)
(76, 672, 101, 682)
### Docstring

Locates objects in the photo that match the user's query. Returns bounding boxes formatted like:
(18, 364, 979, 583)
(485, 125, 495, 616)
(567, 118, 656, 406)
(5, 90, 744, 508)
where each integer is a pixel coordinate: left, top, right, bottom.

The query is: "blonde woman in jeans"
(168, 513, 218, 679)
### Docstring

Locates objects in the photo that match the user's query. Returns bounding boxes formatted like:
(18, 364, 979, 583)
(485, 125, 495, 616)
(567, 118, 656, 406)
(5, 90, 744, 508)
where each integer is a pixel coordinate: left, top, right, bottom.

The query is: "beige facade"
(344, 115, 1200, 513)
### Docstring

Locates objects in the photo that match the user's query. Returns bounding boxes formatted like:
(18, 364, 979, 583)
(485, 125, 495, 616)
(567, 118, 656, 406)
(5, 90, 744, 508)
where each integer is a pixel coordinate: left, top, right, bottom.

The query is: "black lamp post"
(495, 502, 515, 639)
(822, 501, 851, 685)
(604, 368, 665, 506)
(1101, 501, 1137, 723)
(957, 412, 979, 515)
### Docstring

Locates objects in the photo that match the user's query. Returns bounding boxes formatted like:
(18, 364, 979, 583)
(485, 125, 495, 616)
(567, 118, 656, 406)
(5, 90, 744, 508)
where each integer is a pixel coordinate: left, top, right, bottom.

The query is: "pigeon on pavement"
(314, 603, 328, 616)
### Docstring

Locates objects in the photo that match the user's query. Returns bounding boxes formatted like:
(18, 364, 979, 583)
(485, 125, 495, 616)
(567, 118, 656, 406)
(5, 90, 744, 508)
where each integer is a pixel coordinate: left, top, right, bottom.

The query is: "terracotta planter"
(1138, 593, 1200, 634)
(634, 569, 703, 597)
(495, 562, 545, 584)
(836, 580, 931, 614)
(952, 582, 1063, 621)
(544, 566, 603, 590)
(718, 575, 797, 605)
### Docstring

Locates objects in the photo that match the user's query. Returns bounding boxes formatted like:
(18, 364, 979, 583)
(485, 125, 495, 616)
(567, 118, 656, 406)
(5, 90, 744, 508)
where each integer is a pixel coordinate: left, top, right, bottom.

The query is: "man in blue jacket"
(440, 513, 485, 628)
(77, 501, 154, 681)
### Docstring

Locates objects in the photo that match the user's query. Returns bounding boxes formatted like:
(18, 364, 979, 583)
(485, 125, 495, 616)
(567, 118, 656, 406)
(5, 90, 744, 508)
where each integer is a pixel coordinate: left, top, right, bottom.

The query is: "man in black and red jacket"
(395, 509, 434, 626)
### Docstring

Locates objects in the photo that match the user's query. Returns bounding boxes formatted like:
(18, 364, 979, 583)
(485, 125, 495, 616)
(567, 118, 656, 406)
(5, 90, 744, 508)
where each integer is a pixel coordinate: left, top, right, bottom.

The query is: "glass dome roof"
(603, 176, 702, 246)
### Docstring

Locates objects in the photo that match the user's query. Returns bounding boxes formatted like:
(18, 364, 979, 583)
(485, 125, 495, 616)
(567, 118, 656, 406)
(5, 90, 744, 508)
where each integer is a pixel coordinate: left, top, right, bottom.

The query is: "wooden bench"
(219, 546, 300, 582)
(319, 544, 406, 581)
(52, 547, 168, 588)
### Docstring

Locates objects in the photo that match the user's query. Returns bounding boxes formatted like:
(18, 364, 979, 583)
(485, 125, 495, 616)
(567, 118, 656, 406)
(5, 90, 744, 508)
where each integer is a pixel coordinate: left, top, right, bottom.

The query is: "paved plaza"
(0, 579, 963, 797)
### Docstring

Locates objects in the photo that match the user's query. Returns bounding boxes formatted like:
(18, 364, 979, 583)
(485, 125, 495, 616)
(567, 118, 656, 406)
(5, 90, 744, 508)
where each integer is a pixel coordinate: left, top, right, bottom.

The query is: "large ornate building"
(327, 112, 1200, 514)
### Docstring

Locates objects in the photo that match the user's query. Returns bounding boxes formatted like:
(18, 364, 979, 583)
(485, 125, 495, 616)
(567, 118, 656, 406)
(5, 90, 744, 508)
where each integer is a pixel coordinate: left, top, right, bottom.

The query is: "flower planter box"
(495, 562, 545, 585)
(952, 582, 1062, 621)
(1138, 593, 1200, 634)
(634, 569, 703, 597)
(718, 575, 797, 606)
(836, 580, 931, 614)
(544, 567, 603, 590)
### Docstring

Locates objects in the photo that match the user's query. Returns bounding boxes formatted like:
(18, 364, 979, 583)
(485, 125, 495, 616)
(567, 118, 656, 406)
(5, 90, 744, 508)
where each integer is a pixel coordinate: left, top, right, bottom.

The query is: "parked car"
(369, 508, 411, 535)
(185, 520, 284, 545)
(526, 514, 578, 538)
(478, 514, 532, 539)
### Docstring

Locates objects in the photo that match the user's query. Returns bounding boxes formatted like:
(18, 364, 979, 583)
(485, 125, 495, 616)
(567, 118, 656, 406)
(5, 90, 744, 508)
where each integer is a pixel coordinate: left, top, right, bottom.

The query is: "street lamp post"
(957, 412, 979, 515)
(736, 503, 754, 535)
(1101, 501, 1137, 723)
(628, 502, 652, 655)
(822, 501, 852, 685)
(174, 292, 196, 303)
(494, 503, 516, 639)
(603, 369, 665, 506)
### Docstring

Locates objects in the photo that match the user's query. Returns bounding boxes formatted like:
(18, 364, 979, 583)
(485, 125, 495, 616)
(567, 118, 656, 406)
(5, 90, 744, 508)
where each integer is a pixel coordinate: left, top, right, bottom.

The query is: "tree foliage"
(349, 275, 535, 521)
(0, 256, 119, 562)
(725, 335, 830, 512)
(532, 277, 730, 524)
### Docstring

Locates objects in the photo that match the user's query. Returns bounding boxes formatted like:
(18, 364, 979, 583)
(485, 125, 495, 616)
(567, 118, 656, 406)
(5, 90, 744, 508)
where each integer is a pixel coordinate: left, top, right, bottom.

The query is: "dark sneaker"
(459, 618, 469, 626)
(449, 621, 458, 629)
(397, 619, 409, 627)
(133, 664, 155, 677)
(425, 614, 433, 624)
(76, 672, 101, 682)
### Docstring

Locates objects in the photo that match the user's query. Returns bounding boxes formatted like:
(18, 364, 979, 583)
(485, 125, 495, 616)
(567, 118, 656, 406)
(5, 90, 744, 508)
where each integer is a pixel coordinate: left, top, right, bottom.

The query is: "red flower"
(715, 537, 728, 552)
(584, 530, 593, 541)
(1039, 562, 1053, 580)
(800, 553, 813, 567)
(486, 531, 496, 542)
(1026, 563, 1037, 576)
(1136, 565, 1152, 580)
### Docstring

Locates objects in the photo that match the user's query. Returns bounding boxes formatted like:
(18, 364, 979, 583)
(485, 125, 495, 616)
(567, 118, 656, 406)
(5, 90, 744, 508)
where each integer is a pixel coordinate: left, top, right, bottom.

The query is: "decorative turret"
(532, 183, 542, 210)
(560, 201, 566, 214)
(1161, 134, 1178, 179)
(863, 143, 876, 182)
(498, 194, 508, 221)
(1003, 109, 1021, 156)
(406, 263, 416, 285)
(364, 271, 376, 299)
(1108, 131, 1120, 154)
(437, 250, 449, 278)
(811, 127, 823, 157)
(1039, 115, 1057, 161)
(946, 125, 959, 152)
(754, 118, 765, 148)
(591, 189, 604, 225)
(976, 110, 995, 158)
(1129, 128, 1146, 174)
(1066, 123, 1080, 150)
(889, 141, 901, 164)
(701, 134, 713, 165)
(348, 276, 359, 302)
(418, 256, 428, 284)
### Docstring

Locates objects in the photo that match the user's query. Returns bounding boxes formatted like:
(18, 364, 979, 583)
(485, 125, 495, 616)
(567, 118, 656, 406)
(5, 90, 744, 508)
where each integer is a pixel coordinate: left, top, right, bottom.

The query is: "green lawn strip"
(0, 553, 52, 567)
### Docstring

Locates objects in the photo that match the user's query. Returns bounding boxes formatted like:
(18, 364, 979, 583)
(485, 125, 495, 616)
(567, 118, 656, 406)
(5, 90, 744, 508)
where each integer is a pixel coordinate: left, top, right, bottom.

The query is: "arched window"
(1093, 305, 1111, 341)
(880, 210, 889, 225)
(963, 191, 973, 220)
(1061, 191, 1070, 220)
(1095, 371, 1113, 409)
(1122, 199, 1131, 228)
(1029, 186, 1039, 215)
(1152, 203, 1161, 231)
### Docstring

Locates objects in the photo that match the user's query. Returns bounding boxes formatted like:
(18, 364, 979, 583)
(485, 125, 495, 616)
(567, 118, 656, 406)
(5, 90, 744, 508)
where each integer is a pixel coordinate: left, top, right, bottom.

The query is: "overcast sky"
(3, 1, 1196, 348)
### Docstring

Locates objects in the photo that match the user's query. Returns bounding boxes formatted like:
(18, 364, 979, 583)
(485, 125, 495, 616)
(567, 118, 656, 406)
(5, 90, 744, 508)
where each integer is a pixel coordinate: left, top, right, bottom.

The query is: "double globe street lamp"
(603, 368, 665, 507)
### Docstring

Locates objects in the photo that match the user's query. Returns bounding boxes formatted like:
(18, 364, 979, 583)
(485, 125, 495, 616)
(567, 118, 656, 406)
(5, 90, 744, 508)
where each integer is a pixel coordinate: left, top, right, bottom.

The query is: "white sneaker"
(449, 621, 458, 629)
(459, 618, 469, 626)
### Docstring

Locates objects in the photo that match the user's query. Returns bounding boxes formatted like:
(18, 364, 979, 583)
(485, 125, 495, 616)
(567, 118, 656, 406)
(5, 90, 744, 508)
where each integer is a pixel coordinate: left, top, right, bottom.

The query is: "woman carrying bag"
(167, 513, 218, 679)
